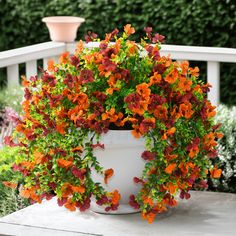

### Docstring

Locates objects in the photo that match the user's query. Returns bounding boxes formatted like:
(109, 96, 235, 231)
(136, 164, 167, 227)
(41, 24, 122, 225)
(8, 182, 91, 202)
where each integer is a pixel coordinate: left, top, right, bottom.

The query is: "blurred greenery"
(0, 86, 24, 113)
(208, 105, 236, 193)
(0, 146, 30, 217)
(0, 0, 236, 104)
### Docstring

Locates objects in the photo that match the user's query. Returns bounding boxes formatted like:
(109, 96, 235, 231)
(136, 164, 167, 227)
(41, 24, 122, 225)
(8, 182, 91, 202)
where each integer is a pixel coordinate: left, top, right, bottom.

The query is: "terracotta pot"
(42, 16, 85, 42)
(90, 130, 146, 214)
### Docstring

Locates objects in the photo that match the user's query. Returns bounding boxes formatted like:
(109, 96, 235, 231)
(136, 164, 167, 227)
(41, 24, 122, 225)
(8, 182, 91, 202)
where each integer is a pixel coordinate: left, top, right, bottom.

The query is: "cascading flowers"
(4, 24, 223, 223)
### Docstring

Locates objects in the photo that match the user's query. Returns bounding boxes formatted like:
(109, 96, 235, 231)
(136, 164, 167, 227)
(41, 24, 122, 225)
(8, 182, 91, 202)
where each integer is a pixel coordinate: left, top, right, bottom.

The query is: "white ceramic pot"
(42, 16, 85, 42)
(91, 130, 146, 214)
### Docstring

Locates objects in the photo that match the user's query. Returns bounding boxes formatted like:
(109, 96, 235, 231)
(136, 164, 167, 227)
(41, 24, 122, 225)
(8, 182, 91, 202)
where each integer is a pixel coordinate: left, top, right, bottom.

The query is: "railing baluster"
(43, 57, 50, 70)
(26, 60, 37, 79)
(7, 64, 19, 88)
(207, 61, 220, 105)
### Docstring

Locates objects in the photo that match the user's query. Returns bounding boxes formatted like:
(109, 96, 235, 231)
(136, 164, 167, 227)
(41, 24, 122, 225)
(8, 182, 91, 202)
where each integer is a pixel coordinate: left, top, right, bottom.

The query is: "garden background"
(0, 0, 235, 217)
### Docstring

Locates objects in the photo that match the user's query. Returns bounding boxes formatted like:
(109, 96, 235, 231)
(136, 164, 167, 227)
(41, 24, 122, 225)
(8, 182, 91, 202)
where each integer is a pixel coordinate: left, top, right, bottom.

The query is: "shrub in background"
(0, 146, 30, 217)
(208, 105, 236, 193)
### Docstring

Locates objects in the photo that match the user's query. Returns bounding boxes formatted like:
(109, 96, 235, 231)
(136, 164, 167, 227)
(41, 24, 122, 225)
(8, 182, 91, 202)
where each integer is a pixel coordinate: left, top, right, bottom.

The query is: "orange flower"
(178, 162, 195, 176)
(136, 83, 151, 101)
(149, 72, 162, 86)
(189, 147, 199, 158)
(57, 158, 73, 169)
(210, 166, 222, 178)
(143, 197, 154, 207)
(180, 61, 189, 76)
(111, 190, 121, 205)
(3, 181, 17, 189)
(20, 186, 41, 200)
(34, 151, 46, 164)
(126, 40, 138, 55)
(59, 51, 69, 64)
(163, 196, 178, 207)
(205, 101, 216, 118)
(178, 76, 192, 92)
(64, 198, 76, 212)
(21, 161, 35, 170)
(203, 132, 217, 149)
(170, 105, 181, 120)
(21, 75, 30, 87)
(189, 67, 199, 77)
(131, 128, 142, 138)
(71, 185, 86, 194)
(56, 122, 67, 135)
(142, 212, 156, 224)
(164, 69, 179, 84)
(72, 146, 83, 153)
(61, 182, 73, 197)
(166, 182, 178, 194)
(102, 108, 120, 122)
(165, 163, 176, 174)
(179, 102, 194, 119)
(104, 168, 114, 184)
(75, 40, 84, 55)
(162, 127, 176, 140)
(47, 59, 55, 72)
(124, 24, 135, 36)
(165, 153, 178, 161)
(154, 105, 168, 120)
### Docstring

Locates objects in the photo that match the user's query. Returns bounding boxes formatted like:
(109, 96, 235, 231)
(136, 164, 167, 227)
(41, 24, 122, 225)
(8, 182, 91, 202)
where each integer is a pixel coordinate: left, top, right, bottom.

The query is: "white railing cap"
(161, 44, 236, 62)
(0, 42, 66, 68)
(67, 42, 236, 63)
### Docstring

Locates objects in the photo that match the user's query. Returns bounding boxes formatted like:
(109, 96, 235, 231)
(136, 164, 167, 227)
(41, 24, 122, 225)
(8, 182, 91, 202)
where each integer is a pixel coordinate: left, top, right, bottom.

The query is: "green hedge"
(0, 0, 236, 104)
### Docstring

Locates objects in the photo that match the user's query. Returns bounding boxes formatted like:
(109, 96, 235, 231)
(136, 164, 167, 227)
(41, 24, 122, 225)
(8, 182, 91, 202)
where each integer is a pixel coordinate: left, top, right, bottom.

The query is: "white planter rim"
(42, 16, 85, 24)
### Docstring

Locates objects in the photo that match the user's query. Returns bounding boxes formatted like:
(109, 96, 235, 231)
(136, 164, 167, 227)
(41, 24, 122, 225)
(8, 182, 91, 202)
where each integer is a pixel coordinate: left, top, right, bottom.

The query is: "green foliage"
(0, 146, 30, 217)
(0, 86, 24, 113)
(208, 105, 236, 193)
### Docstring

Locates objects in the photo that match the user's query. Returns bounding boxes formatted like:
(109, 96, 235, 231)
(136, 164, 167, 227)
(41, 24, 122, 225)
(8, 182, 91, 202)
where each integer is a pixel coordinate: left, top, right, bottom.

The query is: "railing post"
(207, 61, 220, 105)
(7, 64, 19, 88)
(26, 60, 37, 79)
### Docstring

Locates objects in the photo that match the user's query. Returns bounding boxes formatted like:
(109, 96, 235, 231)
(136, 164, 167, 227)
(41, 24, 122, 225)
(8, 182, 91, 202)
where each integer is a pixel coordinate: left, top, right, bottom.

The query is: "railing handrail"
(67, 42, 236, 63)
(161, 44, 236, 63)
(1, 42, 236, 69)
(0, 42, 66, 68)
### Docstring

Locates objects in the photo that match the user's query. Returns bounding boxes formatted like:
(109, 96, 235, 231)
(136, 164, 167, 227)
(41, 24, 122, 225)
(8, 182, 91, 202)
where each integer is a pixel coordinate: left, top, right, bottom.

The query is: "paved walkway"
(0, 191, 236, 236)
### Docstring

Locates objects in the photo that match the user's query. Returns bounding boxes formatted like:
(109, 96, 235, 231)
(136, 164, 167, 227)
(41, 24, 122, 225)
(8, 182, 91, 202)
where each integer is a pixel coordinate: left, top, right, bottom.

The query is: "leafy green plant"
(0, 146, 30, 217)
(208, 105, 236, 193)
(5, 25, 222, 223)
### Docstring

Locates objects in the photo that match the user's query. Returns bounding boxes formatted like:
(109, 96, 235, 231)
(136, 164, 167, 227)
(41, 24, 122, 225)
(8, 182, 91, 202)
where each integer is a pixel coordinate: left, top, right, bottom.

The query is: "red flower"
(141, 151, 155, 161)
(71, 166, 87, 180)
(70, 55, 80, 68)
(152, 33, 165, 43)
(79, 69, 94, 83)
(84, 31, 98, 43)
(129, 194, 140, 209)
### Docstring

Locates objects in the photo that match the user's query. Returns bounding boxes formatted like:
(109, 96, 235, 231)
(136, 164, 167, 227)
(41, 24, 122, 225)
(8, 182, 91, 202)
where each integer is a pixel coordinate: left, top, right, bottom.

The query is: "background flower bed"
(0, 0, 236, 104)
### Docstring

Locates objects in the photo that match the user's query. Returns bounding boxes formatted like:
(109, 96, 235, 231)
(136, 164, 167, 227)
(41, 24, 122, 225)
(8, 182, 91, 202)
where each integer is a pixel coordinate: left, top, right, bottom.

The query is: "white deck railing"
(1, 41, 236, 105)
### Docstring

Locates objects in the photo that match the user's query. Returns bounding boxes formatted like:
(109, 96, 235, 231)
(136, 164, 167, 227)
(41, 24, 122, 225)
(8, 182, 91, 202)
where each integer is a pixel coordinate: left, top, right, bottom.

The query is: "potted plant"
(4, 25, 223, 223)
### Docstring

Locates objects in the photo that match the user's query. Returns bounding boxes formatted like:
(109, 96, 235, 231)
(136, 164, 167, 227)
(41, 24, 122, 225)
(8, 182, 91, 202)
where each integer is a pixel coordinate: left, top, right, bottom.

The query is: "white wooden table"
(0, 191, 235, 236)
